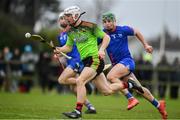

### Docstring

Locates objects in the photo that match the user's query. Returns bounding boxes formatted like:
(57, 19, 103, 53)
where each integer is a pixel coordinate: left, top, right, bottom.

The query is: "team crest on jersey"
(60, 34, 67, 41)
(126, 65, 130, 70)
(73, 28, 88, 43)
(74, 32, 88, 42)
(111, 33, 123, 39)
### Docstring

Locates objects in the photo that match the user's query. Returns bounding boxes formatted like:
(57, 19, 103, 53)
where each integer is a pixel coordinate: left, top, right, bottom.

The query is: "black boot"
(62, 109, 81, 119)
(85, 108, 97, 114)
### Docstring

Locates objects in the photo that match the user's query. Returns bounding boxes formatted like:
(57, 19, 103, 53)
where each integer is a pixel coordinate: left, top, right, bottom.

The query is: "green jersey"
(66, 21, 105, 60)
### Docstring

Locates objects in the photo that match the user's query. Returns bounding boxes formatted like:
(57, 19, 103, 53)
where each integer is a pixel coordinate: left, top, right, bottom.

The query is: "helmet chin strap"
(70, 12, 86, 27)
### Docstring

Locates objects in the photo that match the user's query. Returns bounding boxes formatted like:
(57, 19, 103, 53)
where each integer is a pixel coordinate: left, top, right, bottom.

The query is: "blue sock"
(151, 99, 160, 108)
(125, 92, 133, 99)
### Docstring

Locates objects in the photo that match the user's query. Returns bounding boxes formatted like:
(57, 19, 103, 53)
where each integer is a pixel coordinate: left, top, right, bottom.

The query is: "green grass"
(0, 89, 180, 119)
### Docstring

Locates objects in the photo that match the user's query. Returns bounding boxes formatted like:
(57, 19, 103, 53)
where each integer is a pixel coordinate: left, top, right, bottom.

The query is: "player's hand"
(53, 53, 62, 59)
(98, 50, 105, 59)
(144, 44, 153, 54)
(53, 54, 58, 59)
(54, 47, 61, 54)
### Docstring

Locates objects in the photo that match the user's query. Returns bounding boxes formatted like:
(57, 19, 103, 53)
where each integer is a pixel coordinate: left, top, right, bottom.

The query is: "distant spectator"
(169, 57, 180, 99)
(134, 54, 145, 81)
(20, 45, 38, 93)
(3, 47, 12, 91)
(135, 53, 153, 93)
(3, 47, 12, 62)
(10, 48, 22, 92)
(0, 51, 6, 91)
(37, 51, 51, 93)
(156, 54, 170, 98)
(49, 54, 64, 93)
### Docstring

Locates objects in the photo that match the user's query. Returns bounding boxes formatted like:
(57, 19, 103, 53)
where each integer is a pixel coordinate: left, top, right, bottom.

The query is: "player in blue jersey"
(101, 12, 167, 120)
(56, 12, 97, 114)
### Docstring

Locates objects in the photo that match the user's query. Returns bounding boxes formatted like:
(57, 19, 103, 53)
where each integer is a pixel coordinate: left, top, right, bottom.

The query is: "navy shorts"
(118, 58, 135, 72)
(67, 59, 84, 73)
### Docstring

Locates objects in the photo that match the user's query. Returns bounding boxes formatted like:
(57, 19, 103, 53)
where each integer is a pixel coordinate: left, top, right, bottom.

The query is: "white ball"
(25, 33, 31, 38)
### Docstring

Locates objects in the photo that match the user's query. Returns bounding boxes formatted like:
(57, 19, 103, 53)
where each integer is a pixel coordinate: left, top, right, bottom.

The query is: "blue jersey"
(57, 32, 81, 61)
(103, 26, 134, 65)
(57, 32, 82, 71)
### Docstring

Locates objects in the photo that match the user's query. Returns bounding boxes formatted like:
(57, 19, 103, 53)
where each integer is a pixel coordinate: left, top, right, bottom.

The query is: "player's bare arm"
(134, 29, 153, 54)
(98, 34, 110, 59)
(55, 45, 72, 54)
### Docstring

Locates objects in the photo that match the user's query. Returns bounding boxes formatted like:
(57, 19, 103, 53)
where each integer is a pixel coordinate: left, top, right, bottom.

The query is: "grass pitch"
(0, 89, 180, 119)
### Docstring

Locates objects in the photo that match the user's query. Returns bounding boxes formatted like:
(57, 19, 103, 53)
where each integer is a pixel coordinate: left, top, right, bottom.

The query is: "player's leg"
(107, 60, 143, 94)
(107, 63, 139, 110)
(58, 67, 76, 85)
(62, 57, 140, 119)
(71, 85, 97, 114)
(125, 73, 167, 119)
(76, 66, 96, 106)
(62, 66, 97, 118)
(121, 89, 139, 110)
(63, 57, 107, 118)
(93, 59, 138, 95)
(84, 99, 97, 114)
(62, 59, 97, 114)
(93, 71, 141, 96)
(92, 73, 115, 95)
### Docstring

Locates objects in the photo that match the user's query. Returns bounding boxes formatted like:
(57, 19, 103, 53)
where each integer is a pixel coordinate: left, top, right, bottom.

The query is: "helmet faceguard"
(102, 12, 116, 22)
(64, 6, 81, 21)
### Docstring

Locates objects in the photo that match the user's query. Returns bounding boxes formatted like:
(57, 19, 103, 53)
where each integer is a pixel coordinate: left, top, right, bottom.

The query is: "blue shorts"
(67, 59, 84, 73)
(118, 58, 135, 72)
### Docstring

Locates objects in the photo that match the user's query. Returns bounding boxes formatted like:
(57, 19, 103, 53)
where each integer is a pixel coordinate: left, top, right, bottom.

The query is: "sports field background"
(0, 89, 180, 119)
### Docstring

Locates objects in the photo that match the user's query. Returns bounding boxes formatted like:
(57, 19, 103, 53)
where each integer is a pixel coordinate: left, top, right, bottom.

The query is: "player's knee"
(76, 79, 84, 86)
(107, 74, 116, 82)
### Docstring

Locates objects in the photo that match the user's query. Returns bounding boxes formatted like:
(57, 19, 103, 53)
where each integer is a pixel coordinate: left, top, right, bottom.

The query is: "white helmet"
(57, 12, 67, 28)
(64, 6, 81, 21)
(58, 12, 64, 20)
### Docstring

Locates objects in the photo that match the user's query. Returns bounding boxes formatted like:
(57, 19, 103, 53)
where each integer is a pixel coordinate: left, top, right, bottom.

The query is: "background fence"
(1, 58, 180, 99)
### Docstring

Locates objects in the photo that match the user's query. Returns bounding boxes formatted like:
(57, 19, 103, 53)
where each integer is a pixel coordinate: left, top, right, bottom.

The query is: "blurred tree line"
(0, 0, 61, 51)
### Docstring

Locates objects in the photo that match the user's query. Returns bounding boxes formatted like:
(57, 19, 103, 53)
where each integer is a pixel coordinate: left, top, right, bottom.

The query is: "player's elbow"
(134, 29, 141, 36)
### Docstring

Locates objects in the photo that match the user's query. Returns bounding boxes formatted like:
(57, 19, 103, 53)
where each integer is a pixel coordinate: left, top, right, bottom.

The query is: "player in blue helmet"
(56, 12, 97, 114)
(101, 12, 167, 120)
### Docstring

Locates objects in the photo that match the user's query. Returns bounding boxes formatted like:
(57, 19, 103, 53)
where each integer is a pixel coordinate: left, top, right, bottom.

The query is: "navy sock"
(125, 92, 133, 99)
(85, 102, 94, 110)
(151, 99, 160, 108)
